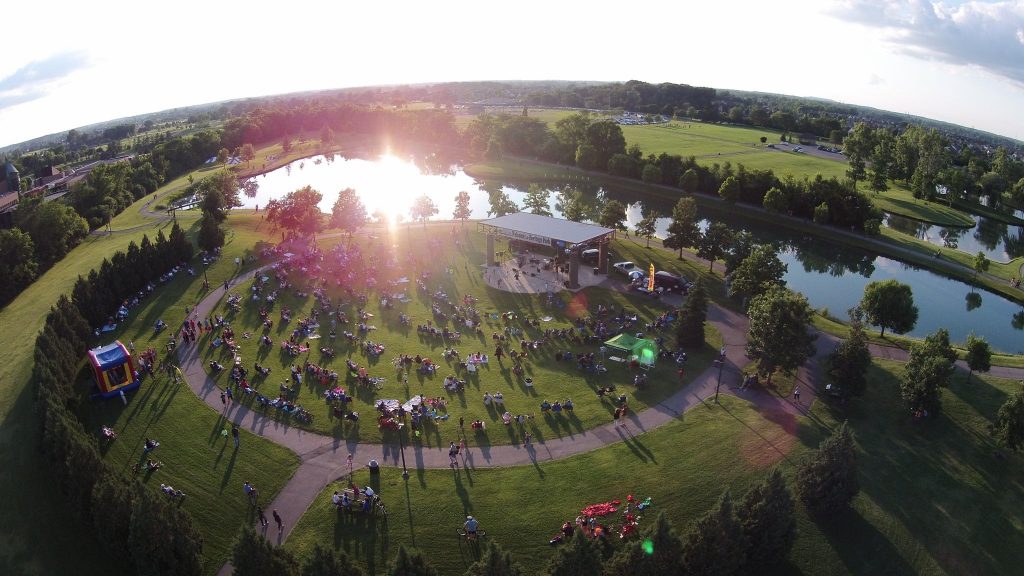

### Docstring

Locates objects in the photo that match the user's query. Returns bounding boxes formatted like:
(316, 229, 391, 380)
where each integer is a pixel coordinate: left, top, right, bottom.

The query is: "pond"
(240, 153, 1024, 353)
(883, 212, 1024, 262)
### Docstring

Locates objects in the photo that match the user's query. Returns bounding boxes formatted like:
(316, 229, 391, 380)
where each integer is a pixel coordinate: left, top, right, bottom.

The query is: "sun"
(369, 153, 424, 226)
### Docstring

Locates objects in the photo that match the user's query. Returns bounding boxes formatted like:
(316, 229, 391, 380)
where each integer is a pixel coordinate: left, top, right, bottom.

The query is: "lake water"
(240, 153, 1024, 353)
(883, 213, 1024, 262)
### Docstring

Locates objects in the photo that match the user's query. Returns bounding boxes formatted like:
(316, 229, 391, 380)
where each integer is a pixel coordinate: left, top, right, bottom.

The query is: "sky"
(2, 0, 1024, 148)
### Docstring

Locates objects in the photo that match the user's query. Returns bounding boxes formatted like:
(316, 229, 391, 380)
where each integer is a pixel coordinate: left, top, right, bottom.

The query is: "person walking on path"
(449, 441, 458, 467)
(220, 390, 227, 409)
(793, 386, 801, 403)
(226, 386, 233, 405)
(273, 509, 283, 533)
(232, 424, 240, 448)
(256, 506, 269, 528)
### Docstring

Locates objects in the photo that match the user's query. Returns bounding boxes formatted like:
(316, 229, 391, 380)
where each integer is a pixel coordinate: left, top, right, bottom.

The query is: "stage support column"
(598, 241, 609, 274)
(486, 234, 496, 266)
(568, 249, 580, 289)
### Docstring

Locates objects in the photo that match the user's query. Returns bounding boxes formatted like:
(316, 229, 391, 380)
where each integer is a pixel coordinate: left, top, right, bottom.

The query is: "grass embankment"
(286, 360, 1024, 576)
(200, 225, 721, 443)
(464, 158, 1024, 303)
(0, 179, 295, 575)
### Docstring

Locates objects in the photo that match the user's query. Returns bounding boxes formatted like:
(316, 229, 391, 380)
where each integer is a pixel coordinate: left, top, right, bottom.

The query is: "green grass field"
(284, 359, 1024, 576)
(198, 225, 721, 444)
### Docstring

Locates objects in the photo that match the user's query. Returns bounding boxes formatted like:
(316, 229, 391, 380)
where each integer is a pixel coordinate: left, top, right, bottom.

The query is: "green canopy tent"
(603, 334, 658, 369)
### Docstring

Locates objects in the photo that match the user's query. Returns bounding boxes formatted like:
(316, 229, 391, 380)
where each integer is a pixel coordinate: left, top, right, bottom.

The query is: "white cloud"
(830, 0, 1024, 85)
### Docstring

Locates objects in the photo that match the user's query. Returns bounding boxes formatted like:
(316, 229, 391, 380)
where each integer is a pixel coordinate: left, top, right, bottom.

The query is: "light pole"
(399, 427, 409, 480)
(713, 359, 725, 404)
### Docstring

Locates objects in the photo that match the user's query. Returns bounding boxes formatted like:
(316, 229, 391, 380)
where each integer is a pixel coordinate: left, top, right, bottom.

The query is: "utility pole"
(713, 358, 725, 404)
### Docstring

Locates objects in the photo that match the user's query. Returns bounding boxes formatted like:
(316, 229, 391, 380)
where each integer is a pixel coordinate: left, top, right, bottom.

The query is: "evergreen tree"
(129, 487, 204, 576)
(676, 278, 708, 348)
(546, 530, 603, 576)
(663, 197, 700, 259)
(826, 308, 872, 397)
(388, 545, 438, 576)
(198, 213, 225, 252)
(604, 512, 684, 576)
(901, 328, 957, 414)
(91, 472, 136, 566)
(231, 525, 298, 576)
(796, 422, 859, 518)
(680, 491, 747, 576)
(464, 541, 524, 576)
(736, 469, 796, 569)
(301, 544, 366, 576)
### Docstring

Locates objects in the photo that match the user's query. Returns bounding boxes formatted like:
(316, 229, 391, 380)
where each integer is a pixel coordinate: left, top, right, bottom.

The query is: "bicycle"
(456, 527, 487, 541)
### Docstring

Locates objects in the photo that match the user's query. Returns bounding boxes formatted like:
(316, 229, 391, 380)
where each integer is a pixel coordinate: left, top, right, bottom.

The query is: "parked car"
(612, 261, 636, 275)
(581, 249, 600, 264)
(652, 270, 690, 293)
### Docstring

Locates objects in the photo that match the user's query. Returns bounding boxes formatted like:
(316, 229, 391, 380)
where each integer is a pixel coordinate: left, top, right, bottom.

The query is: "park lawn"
(285, 394, 825, 576)
(79, 368, 300, 575)
(284, 359, 1024, 576)
(199, 226, 722, 444)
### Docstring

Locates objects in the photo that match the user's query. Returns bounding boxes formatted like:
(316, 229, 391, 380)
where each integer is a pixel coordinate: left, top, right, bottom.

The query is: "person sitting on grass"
(143, 438, 160, 453)
(146, 459, 162, 471)
(362, 496, 372, 513)
(341, 491, 351, 510)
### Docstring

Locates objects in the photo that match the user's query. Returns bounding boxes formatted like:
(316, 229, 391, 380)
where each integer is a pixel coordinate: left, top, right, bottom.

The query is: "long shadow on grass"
(817, 508, 915, 576)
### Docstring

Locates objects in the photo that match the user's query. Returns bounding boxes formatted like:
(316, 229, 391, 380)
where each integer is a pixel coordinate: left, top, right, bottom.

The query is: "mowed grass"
(284, 359, 1024, 576)
(199, 226, 721, 445)
(285, 395, 821, 576)
(0, 193, 293, 574)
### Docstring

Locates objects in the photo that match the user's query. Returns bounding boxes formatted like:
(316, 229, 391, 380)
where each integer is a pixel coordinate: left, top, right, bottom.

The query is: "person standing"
(793, 386, 801, 403)
(232, 424, 240, 448)
(273, 509, 283, 533)
(256, 506, 269, 527)
(449, 441, 458, 467)
(220, 390, 227, 409)
(226, 386, 234, 405)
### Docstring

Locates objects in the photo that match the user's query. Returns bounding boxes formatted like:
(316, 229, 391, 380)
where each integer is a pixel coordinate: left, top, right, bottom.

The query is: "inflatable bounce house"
(88, 341, 140, 398)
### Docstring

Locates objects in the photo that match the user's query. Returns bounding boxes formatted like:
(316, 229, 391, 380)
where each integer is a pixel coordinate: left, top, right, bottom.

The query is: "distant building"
(4, 161, 20, 195)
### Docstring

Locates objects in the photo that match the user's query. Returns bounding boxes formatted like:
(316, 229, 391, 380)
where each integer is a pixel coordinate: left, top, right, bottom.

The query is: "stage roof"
(479, 212, 615, 246)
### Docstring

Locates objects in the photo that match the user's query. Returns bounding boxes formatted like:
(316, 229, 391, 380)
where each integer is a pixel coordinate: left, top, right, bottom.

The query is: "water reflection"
(884, 212, 1024, 261)
(240, 153, 1024, 352)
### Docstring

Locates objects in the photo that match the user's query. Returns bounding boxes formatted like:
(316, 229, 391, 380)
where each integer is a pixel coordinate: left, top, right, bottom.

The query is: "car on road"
(612, 261, 637, 275)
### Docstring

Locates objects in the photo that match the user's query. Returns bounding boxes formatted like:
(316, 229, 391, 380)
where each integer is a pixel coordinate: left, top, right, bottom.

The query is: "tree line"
(0, 128, 222, 308)
(33, 221, 202, 576)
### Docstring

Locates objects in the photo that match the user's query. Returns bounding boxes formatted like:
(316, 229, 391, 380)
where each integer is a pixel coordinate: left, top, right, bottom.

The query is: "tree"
(901, 329, 957, 414)
(128, 488, 204, 576)
(409, 195, 439, 228)
(574, 144, 598, 170)
(869, 132, 893, 193)
(826, 308, 872, 397)
(696, 222, 733, 273)
(265, 186, 324, 239)
(641, 163, 662, 184)
(598, 200, 627, 231)
(463, 541, 523, 576)
(679, 168, 699, 193)
(635, 212, 659, 248)
(282, 137, 293, 154)
(991, 384, 1024, 452)
(545, 530, 603, 576)
(680, 491, 747, 576)
(585, 120, 626, 169)
(453, 191, 472, 226)
(320, 125, 335, 148)
(604, 512, 685, 576)
(813, 202, 829, 224)
(15, 201, 89, 266)
(387, 545, 438, 576)
(662, 197, 700, 259)
(241, 143, 256, 166)
(487, 191, 518, 217)
(736, 468, 796, 569)
(300, 544, 365, 576)
(0, 228, 38, 304)
(676, 278, 708, 349)
(718, 175, 740, 204)
(728, 245, 787, 301)
(523, 184, 551, 216)
(964, 333, 992, 385)
(198, 211, 225, 252)
(217, 147, 229, 166)
(860, 280, 918, 337)
(844, 122, 875, 189)
(745, 285, 817, 385)
(330, 188, 367, 241)
(973, 251, 990, 280)
(797, 421, 859, 518)
(231, 526, 298, 576)
(762, 186, 788, 213)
